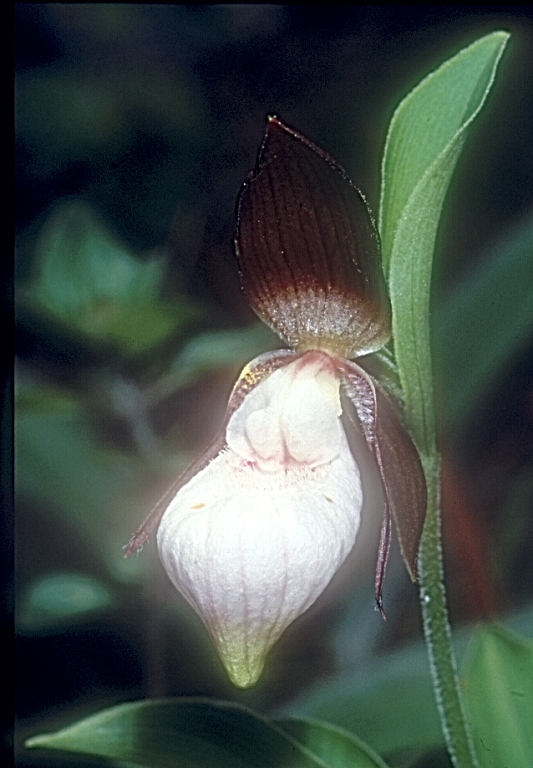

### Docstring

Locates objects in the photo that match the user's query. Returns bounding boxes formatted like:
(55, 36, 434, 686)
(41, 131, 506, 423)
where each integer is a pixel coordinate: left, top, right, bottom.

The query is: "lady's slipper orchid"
(126, 115, 426, 688)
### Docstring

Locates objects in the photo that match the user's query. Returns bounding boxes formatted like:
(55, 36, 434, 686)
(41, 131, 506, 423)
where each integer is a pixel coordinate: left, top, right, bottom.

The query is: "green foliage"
(379, 33, 509, 275)
(26, 699, 389, 768)
(23, 201, 199, 358)
(462, 625, 533, 768)
(15, 382, 160, 582)
(434, 215, 533, 427)
(167, 325, 280, 389)
(282, 610, 533, 759)
(283, 636, 444, 756)
(18, 572, 113, 632)
(379, 31, 510, 455)
(24, 615, 533, 766)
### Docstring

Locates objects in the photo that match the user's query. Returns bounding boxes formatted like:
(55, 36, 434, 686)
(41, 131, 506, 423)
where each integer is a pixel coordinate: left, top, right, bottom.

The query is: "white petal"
(157, 353, 362, 687)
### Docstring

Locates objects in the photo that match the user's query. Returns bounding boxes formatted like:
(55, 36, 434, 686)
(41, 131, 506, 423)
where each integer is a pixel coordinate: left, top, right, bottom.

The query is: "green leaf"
(379, 31, 510, 277)
(274, 717, 390, 768)
(15, 383, 161, 583)
(18, 572, 113, 632)
(168, 324, 281, 388)
(376, 34, 510, 767)
(26, 698, 389, 768)
(22, 201, 199, 357)
(282, 609, 533, 759)
(462, 625, 533, 768)
(378, 30, 510, 454)
(433, 215, 533, 428)
(282, 636, 444, 756)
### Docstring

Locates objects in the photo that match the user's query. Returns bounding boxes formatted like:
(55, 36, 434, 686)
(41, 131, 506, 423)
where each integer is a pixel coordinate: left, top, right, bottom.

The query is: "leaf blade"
(381, 31, 510, 454)
(462, 625, 533, 768)
(274, 717, 390, 768)
(25, 698, 387, 768)
(379, 31, 510, 275)
(377, 30, 511, 768)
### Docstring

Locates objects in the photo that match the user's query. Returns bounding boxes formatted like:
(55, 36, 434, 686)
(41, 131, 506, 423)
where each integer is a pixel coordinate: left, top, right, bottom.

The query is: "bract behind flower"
(157, 353, 362, 687)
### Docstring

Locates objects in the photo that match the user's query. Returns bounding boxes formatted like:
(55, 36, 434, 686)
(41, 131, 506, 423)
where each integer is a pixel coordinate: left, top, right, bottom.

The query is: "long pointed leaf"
(379, 31, 510, 276)
(26, 699, 389, 768)
(379, 30, 509, 454)
(378, 31, 510, 768)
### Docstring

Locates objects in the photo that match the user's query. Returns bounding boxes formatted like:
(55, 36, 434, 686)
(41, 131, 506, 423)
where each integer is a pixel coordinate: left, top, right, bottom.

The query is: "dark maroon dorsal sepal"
(235, 115, 391, 359)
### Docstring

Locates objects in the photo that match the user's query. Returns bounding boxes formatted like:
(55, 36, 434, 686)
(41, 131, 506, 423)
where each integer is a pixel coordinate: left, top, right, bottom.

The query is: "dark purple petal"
(235, 115, 391, 358)
(124, 349, 300, 556)
(338, 359, 427, 615)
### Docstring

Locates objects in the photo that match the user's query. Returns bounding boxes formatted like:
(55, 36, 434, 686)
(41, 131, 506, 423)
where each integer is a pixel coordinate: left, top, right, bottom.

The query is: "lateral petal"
(338, 359, 427, 613)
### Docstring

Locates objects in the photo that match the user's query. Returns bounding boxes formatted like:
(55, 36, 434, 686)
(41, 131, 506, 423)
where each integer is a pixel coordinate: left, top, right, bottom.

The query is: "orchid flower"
(126, 116, 426, 688)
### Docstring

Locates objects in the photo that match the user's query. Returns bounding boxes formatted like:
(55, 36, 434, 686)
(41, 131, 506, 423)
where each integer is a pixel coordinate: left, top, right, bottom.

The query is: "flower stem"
(418, 452, 479, 768)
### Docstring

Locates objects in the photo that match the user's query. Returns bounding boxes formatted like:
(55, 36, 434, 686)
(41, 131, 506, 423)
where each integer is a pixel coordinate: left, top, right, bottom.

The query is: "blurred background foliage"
(14, 6, 533, 767)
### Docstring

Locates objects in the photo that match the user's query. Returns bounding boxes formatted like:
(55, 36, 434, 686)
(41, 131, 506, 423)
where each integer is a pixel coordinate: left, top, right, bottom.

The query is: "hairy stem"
(418, 452, 479, 768)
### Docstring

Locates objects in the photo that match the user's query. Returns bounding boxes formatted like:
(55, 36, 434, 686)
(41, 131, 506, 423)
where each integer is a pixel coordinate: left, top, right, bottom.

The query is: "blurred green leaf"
(462, 625, 533, 768)
(434, 216, 533, 427)
(15, 383, 164, 582)
(281, 609, 533, 758)
(26, 698, 390, 767)
(274, 718, 389, 768)
(18, 572, 113, 632)
(378, 30, 509, 454)
(167, 324, 280, 388)
(283, 641, 443, 756)
(22, 201, 199, 357)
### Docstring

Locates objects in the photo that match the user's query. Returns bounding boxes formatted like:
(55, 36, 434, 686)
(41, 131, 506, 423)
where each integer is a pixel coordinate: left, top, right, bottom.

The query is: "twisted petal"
(338, 358, 426, 614)
(157, 353, 362, 687)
